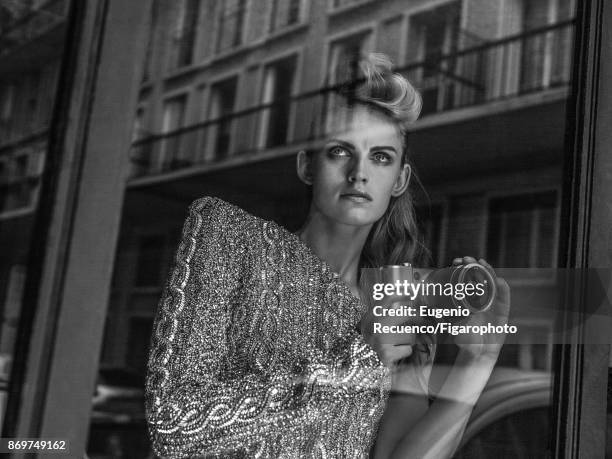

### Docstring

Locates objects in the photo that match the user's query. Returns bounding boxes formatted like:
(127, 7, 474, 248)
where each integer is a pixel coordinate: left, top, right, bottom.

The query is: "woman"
(145, 53, 510, 458)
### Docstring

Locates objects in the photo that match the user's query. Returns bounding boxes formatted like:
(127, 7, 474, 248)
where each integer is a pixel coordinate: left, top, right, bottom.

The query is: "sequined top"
(145, 196, 392, 458)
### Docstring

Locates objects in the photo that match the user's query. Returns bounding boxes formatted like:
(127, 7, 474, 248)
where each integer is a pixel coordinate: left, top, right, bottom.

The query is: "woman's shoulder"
(188, 196, 261, 229)
(187, 196, 294, 246)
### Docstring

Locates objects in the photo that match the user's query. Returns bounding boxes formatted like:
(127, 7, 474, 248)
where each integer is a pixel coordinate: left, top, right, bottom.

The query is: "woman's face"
(301, 104, 410, 227)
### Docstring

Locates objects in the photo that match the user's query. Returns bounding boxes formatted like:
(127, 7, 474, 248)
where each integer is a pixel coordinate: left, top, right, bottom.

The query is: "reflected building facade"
(0, 0, 68, 425)
(103, 0, 574, 380)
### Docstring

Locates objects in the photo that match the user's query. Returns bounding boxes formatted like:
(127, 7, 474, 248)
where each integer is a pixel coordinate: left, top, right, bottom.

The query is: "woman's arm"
(385, 351, 497, 459)
(370, 346, 434, 458)
(371, 258, 510, 459)
(146, 198, 387, 458)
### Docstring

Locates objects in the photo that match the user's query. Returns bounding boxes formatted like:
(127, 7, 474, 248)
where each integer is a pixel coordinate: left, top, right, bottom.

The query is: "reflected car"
(87, 368, 152, 459)
(455, 368, 552, 458)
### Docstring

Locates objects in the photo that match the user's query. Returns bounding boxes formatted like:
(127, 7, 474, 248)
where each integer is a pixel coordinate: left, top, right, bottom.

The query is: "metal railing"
(0, 0, 68, 56)
(130, 21, 574, 178)
(406, 20, 575, 115)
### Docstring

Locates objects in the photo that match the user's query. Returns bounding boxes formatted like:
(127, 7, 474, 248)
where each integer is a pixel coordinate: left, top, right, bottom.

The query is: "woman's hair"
(332, 53, 425, 269)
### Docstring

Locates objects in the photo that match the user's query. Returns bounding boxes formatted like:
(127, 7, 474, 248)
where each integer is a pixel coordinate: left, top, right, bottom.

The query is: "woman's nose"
(347, 159, 368, 183)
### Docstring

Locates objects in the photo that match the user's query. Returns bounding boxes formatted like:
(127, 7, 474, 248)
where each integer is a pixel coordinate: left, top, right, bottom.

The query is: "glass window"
(0, 0, 70, 431)
(408, 1, 461, 114)
(258, 56, 297, 149)
(487, 191, 558, 268)
(521, 0, 577, 92)
(206, 76, 237, 160)
(270, 0, 303, 32)
(168, 0, 201, 70)
(159, 94, 187, 170)
(328, 31, 371, 84)
(21, 0, 599, 457)
(326, 31, 371, 132)
(215, 0, 247, 54)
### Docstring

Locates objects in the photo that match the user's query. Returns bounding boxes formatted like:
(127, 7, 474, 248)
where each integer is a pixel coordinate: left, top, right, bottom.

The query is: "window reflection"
(0, 0, 69, 430)
(91, 0, 578, 456)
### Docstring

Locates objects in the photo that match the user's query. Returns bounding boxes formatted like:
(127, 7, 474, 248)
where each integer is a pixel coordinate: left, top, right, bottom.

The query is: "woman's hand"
(450, 256, 511, 361)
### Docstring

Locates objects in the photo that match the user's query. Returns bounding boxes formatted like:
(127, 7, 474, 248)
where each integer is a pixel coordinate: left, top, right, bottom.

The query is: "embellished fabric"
(145, 197, 391, 458)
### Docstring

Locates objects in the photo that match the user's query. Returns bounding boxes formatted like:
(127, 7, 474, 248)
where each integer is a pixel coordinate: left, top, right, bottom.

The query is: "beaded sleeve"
(145, 197, 391, 458)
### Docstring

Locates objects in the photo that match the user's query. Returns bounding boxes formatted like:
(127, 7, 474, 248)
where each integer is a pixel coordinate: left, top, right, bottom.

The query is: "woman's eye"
(372, 152, 392, 163)
(328, 146, 349, 157)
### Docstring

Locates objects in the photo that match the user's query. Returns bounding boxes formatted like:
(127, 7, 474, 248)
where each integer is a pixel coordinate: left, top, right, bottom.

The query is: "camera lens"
(459, 264, 496, 312)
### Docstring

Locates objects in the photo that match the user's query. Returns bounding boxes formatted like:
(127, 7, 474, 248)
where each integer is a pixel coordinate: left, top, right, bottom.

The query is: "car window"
(455, 407, 550, 458)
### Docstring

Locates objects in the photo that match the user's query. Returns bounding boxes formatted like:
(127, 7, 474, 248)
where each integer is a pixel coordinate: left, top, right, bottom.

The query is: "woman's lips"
(340, 191, 373, 202)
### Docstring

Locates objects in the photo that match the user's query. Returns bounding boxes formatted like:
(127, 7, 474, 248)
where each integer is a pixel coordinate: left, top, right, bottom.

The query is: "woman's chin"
(331, 209, 381, 227)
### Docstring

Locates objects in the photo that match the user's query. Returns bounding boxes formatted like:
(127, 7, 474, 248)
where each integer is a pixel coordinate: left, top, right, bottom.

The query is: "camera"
(377, 263, 497, 314)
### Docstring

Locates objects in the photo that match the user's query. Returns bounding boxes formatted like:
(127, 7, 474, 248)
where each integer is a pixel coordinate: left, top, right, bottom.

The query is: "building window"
(25, 72, 41, 134)
(486, 191, 558, 268)
(258, 56, 297, 149)
(206, 77, 238, 160)
(269, 0, 302, 32)
(327, 31, 371, 85)
(520, 0, 575, 93)
(0, 148, 45, 215)
(0, 84, 14, 144)
(216, 0, 247, 54)
(132, 107, 148, 143)
(408, 1, 461, 115)
(159, 95, 187, 170)
(134, 234, 166, 287)
(168, 0, 201, 70)
(325, 32, 371, 133)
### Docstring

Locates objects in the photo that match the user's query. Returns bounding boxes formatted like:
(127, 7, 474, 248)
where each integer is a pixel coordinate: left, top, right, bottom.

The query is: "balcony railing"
(130, 21, 574, 179)
(0, 0, 68, 56)
(406, 19, 575, 115)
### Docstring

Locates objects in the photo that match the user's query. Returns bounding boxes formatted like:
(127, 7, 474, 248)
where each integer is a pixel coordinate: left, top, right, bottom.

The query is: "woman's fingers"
(453, 255, 481, 266)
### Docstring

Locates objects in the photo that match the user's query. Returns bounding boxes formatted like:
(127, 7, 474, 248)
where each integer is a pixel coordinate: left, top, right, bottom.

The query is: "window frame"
(485, 189, 561, 270)
(205, 72, 240, 160)
(550, 0, 612, 456)
(322, 24, 376, 87)
(256, 49, 302, 149)
(214, 0, 249, 56)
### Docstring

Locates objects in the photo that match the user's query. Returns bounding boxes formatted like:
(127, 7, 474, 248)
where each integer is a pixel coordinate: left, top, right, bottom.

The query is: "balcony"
(405, 20, 574, 117)
(129, 21, 574, 180)
(0, 0, 68, 58)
